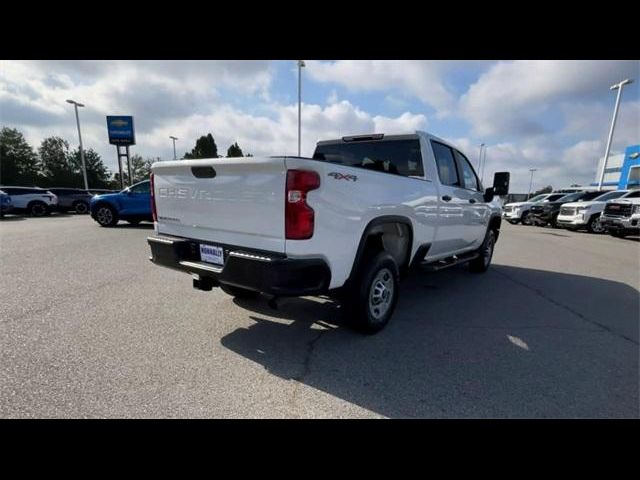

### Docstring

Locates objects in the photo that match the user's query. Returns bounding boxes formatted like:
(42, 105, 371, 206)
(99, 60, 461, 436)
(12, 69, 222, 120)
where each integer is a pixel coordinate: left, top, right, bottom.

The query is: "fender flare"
(345, 215, 414, 286)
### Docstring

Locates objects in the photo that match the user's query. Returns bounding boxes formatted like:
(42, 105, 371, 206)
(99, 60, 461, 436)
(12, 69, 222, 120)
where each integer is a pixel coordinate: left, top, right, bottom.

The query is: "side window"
(454, 150, 480, 191)
(431, 141, 460, 187)
(130, 182, 150, 194)
(625, 190, 640, 198)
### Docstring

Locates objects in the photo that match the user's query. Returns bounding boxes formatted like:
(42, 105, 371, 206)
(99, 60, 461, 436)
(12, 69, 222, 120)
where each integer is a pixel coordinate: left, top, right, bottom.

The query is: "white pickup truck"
(600, 196, 640, 238)
(147, 132, 509, 332)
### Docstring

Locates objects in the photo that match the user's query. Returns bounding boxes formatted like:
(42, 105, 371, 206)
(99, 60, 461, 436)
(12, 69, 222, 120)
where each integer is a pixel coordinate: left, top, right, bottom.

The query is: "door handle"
(442, 195, 452, 202)
(469, 198, 477, 204)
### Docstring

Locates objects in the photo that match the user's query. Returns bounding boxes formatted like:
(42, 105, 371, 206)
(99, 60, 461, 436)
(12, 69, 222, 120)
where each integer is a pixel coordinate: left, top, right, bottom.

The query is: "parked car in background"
(502, 193, 567, 225)
(47, 188, 94, 214)
(0, 186, 58, 217)
(529, 191, 604, 227)
(600, 197, 640, 238)
(90, 180, 152, 227)
(557, 190, 640, 233)
(0, 189, 13, 217)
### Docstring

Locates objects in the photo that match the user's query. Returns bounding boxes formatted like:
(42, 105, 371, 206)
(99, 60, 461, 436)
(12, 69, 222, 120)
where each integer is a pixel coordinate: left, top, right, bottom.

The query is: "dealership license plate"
(199, 244, 224, 266)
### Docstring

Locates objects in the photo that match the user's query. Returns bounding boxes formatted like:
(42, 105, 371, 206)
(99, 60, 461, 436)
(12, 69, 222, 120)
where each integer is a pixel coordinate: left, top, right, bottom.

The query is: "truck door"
(452, 149, 489, 248)
(429, 140, 469, 255)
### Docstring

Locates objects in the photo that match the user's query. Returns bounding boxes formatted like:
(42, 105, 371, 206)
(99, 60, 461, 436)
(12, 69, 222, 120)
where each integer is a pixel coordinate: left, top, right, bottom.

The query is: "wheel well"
(27, 200, 46, 208)
(93, 201, 112, 210)
(489, 215, 502, 240)
(348, 217, 413, 284)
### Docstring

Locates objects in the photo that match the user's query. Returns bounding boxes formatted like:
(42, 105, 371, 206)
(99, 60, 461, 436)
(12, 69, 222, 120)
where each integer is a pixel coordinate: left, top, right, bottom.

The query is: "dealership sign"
(106, 116, 135, 145)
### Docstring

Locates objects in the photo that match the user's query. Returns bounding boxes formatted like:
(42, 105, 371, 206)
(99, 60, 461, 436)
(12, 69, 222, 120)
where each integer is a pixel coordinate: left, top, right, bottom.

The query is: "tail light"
(150, 173, 157, 222)
(285, 169, 320, 240)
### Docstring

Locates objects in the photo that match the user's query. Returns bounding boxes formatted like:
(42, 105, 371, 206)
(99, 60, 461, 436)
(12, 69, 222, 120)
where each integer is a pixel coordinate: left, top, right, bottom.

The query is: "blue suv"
(90, 180, 152, 227)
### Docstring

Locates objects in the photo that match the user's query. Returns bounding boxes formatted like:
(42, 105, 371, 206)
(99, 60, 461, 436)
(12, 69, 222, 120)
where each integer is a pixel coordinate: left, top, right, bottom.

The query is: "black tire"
(344, 251, 400, 334)
(610, 231, 626, 239)
(550, 213, 559, 228)
(586, 214, 605, 234)
(469, 229, 496, 273)
(29, 201, 48, 217)
(73, 201, 89, 214)
(94, 204, 118, 227)
(220, 284, 260, 299)
(521, 211, 532, 225)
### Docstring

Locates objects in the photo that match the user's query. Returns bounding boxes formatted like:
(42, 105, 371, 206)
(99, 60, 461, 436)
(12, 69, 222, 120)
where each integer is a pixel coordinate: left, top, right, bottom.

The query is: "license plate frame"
(199, 243, 224, 266)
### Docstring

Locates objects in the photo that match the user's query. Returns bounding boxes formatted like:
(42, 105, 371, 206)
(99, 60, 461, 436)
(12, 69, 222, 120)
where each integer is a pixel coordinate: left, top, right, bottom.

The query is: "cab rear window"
(313, 139, 424, 178)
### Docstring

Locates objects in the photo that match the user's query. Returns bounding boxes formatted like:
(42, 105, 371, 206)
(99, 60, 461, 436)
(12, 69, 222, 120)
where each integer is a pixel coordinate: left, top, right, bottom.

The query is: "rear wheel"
(344, 251, 399, 334)
(73, 201, 89, 214)
(95, 205, 118, 227)
(470, 229, 496, 273)
(29, 201, 48, 217)
(220, 284, 260, 299)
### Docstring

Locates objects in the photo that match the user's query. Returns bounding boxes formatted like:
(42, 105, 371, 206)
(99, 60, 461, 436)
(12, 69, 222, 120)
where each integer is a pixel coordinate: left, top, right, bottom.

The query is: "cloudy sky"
(1, 60, 638, 192)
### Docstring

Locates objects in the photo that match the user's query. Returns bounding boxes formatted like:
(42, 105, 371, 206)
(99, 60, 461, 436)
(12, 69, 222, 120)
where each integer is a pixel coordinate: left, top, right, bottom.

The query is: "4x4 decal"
(328, 172, 357, 182)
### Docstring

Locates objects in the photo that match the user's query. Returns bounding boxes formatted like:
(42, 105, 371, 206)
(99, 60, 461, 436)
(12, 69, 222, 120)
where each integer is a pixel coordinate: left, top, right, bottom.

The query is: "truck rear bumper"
(147, 235, 331, 297)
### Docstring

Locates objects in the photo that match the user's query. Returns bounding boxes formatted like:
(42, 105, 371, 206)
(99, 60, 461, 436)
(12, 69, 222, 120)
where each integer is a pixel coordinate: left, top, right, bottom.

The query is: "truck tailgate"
(152, 157, 286, 253)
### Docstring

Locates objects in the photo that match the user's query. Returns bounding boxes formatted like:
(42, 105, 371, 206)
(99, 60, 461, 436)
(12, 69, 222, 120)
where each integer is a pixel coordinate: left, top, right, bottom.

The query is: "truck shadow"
(221, 264, 639, 418)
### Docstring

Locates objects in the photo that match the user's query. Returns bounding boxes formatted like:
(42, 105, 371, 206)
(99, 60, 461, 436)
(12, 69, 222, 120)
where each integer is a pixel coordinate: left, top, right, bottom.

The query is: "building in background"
(591, 145, 640, 190)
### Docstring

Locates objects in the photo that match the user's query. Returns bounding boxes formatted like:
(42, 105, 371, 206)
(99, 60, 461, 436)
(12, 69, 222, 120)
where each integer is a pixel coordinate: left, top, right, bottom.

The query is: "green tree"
(68, 147, 112, 189)
(0, 127, 39, 185)
(130, 154, 155, 183)
(38, 136, 74, 186)
(184, 133, 218, 159)
(112, 155, 156, 186)
(226, 142, 244, 158)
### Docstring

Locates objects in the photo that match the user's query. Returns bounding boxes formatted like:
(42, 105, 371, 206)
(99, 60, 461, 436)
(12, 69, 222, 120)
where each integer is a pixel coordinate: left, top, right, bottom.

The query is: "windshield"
(528, 194, 548, 203)
(557, 192, 584, 203)
(593, 190, 626, 202)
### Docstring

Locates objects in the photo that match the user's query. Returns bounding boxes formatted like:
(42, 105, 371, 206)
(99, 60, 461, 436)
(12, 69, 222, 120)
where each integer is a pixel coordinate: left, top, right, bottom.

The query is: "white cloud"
(305, 60, 457, 115)
(459, 60, 639, 138)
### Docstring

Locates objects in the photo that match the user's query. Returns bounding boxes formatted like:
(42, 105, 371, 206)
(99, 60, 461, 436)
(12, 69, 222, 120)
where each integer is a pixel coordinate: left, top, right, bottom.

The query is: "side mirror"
(492, 172, 510, 196)
(483, 172, 510, 202)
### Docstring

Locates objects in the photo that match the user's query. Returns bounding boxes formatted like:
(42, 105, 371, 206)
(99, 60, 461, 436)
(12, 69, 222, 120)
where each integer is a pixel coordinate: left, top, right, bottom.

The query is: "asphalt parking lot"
(1, 213, 638, 418)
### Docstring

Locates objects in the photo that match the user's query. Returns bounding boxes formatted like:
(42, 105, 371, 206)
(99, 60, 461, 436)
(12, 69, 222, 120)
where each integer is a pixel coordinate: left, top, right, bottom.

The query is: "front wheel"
(587, 214, 605, 234)
(345, 251, 399, 334)
(470, 229, 496, 273)
(521, 211, 532, 225)
(95, 205, 118, 227)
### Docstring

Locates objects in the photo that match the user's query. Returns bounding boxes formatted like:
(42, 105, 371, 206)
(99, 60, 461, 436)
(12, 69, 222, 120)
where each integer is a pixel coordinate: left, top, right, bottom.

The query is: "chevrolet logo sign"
(110, 119, 129, 127)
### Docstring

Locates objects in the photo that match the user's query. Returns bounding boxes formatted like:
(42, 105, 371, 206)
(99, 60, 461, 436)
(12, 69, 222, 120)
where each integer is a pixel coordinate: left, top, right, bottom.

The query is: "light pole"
(597, 78, 634, 191)
(297, 60, 305, 157)
(527, 168, 537, 199)
(477, 143, 485, 173)
(66, 99, 88, 190)
(169, 136, 178, 160)
(480, 145, 488, 185)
